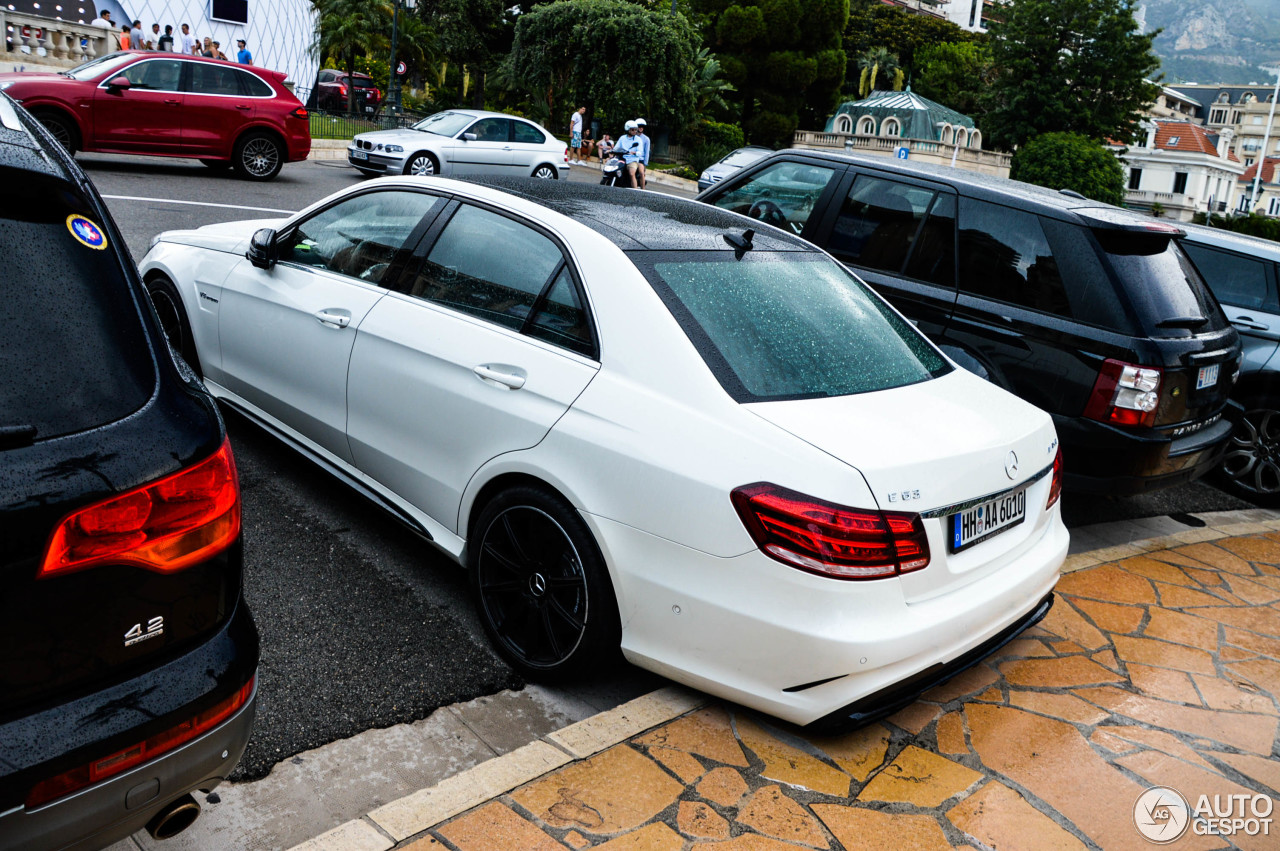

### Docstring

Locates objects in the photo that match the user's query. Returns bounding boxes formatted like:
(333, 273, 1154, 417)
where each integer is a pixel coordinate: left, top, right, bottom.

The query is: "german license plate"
(1196, 363, 1220, 390)
(350, 149, 367, 160)
(950, 489, 1026, 553)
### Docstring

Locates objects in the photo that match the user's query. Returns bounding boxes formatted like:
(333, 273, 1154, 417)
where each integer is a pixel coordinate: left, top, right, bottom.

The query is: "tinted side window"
(513, 121, 546, 145)
(410, 205, 563, 331)
(827, 174, 935, 275)
(710, 160, 838, 235)
(1039, 218, 1133, 333)
(527, 267, 594, 356)
(902, 193, 956, 286)
(188, 63, 241, 96)
(280, 190, 438, 284)
(958, 199, 1069, 316)
(239, 70, 274, 97)
(1183, 242, 1272, 311)
(467, 118, 511, 142)
(121, 59, 183, 91)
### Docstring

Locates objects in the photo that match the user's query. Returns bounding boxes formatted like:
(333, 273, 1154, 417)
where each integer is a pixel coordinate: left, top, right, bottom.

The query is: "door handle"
(1231, 317, 1269, 331)
(236, 104, 251, 110)
(314, 309, 351, 329)
(164, 98, 181, 105)
(473, 364, 526, 390)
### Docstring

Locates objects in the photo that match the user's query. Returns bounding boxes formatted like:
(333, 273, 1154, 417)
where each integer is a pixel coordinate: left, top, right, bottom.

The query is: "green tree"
(416, 0, 514, 108)
(983, 0, 1160, 150)
(856, 47, 902, 97)
(695, 0, 849, 148)
(1010, 132, 1126, 206)
(694, 47, 736, 119)
(313, 0, 395, 114)
(505, 0, 701, 133)
(844, 0, 980, 85)
(913, 41, 991, 117)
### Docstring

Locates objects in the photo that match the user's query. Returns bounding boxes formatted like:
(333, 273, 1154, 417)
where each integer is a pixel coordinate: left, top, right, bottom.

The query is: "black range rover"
(698, 150, 1242, 495)
(0, 94, 258, 849)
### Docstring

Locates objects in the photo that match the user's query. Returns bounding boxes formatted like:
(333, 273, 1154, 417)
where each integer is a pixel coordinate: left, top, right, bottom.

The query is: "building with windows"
(1166, 84, 1280, 171)
(1236, 158, 1280, 217)
(878, 0, 949, 22)
(1114, 120, 1243, 221)
(3, 0, 317, 99)
(943, 0, 1001, 32)
(796, 88, 1009, 175)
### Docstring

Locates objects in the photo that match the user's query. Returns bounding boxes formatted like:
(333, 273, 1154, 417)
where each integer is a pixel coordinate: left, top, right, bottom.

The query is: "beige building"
(1114, 120, 1244, 221)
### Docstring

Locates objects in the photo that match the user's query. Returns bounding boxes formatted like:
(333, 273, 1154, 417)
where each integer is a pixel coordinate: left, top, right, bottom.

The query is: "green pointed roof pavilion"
(825, 88, 976, 140)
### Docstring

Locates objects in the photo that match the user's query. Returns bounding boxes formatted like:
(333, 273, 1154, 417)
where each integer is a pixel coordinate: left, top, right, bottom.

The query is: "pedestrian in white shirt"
(178, 23, 197, 56)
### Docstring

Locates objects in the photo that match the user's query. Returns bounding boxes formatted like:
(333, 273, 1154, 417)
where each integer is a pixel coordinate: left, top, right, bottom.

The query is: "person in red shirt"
(120, 24, 132, 50)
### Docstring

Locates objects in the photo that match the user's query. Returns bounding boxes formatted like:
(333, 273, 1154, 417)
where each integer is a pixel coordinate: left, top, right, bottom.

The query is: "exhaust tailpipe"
(145, 794, 201, 840)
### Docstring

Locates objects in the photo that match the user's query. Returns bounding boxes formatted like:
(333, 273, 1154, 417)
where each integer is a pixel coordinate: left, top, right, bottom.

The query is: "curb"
(286, 505, 1280, 851)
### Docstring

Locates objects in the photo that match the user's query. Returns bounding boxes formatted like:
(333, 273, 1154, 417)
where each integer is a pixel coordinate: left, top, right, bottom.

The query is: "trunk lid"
(746, 369, 1060, 601)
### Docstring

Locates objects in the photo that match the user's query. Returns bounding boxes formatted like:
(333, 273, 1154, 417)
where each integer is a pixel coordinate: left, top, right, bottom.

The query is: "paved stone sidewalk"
(338, 528, 1280, 851)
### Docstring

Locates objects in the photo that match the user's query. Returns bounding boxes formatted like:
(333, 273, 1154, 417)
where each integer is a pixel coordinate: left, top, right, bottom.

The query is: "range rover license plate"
(950, 489, 1026, 553)
(1196, 363, 1220, 390)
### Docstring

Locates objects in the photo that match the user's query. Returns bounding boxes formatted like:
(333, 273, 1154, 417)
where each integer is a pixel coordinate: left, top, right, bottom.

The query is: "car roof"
(0, 94, 75, 181)
(1179, 221, 1280, 259)
(466, 176, 812, 252)
(761, 148, 1145, 221)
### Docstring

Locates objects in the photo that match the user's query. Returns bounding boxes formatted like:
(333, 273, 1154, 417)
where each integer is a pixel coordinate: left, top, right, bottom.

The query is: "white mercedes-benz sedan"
(139, 177, 1068, 729)
(347, 109, 569, 179)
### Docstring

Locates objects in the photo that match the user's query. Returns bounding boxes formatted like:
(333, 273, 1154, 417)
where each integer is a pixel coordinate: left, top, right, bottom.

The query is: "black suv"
(0, 94, 258, 849)
(698, 151, 1241, 495)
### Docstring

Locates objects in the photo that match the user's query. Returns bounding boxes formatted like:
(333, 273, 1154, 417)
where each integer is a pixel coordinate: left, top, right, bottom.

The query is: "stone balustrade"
(792, 129, 1013, 177)
(1, 10, 112, 69)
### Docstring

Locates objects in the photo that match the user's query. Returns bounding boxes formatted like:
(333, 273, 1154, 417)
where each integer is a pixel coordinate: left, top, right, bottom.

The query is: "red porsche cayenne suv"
(0, 51, 311, 181)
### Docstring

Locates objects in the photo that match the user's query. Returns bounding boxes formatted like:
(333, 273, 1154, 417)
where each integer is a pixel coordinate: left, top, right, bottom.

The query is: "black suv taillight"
(38, 438, 240, 578)
(1083, 358, 1162, 428)
(731, 483, 929, 580)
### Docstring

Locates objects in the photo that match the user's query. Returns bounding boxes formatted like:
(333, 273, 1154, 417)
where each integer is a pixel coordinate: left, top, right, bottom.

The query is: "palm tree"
(312, 0, 394, 114)
(693, 47, 735, 119)
(857, 47, 904, 98)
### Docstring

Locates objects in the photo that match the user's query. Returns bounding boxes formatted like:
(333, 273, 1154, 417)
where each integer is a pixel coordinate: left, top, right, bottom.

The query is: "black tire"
(233, 132, 284, 181)
(144, 274, 201, 378)
(470, 485, 620, 679)
(34, 111, 78, 155)
(403, 152, 437, 176)
(200, 159, 231, 169)
(1214, 398, 1280, 507)
(532, 164, 558, 179)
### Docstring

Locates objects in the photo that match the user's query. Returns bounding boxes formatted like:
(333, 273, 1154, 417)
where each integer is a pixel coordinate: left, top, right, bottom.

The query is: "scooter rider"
(616, 121, 646, 188)
(634, 118, 650, 189)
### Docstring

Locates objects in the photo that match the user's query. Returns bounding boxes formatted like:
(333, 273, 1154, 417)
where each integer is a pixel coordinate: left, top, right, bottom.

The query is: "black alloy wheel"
(144, 274, 202, 377)
(35, 111, 77, 154)
(1218, 402, 1280, 506)
(471, 486, 618, 678)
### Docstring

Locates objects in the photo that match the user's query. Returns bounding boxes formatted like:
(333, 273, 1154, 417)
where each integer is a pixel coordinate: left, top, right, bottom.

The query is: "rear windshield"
(348, 77, 378, 89)
(632, 251, 950, 401)
(1094, 231, 1227, 336)
(0, 168, 153, 440)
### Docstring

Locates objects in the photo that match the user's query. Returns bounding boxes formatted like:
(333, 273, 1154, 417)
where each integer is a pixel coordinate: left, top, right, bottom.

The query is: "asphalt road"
(80, 151, 1258, 779)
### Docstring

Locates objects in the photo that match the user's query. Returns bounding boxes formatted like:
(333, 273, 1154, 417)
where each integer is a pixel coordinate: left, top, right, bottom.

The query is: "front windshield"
(66, 52, 136, 81)
(411, 111, 474, 137)
(721, 149, 768, 168)
(633, 251, 950, 401)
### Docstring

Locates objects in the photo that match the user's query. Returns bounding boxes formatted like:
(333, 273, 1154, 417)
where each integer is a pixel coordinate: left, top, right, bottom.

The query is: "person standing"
(119, 24, 133, 50)
(178, 23, 197, 56)
(200, 37, 214, 57)
(91, 10, 113, 30)
(568, 106, 584, 163)
(149, 23, 163, 50)
(236, 39, 253, 65)
(157, 25, 174, 52)
(131, 21, 150, 50)
(210, 41, 227, 60)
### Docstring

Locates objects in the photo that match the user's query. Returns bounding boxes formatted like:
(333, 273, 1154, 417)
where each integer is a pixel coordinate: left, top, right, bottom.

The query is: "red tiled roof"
(1239, 157, 1280, 183)
(1153, 120, 1221, 157)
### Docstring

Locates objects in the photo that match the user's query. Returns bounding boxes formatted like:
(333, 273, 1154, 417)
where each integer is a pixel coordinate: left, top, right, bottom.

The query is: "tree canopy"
(693, 0, 849, 148)
(844, 0, 981, 85)
(912, 41, 991, 120)
(505, 0, 701, 131)
(1009, 132, 1126, 206)
(982, 0, 1160, 149)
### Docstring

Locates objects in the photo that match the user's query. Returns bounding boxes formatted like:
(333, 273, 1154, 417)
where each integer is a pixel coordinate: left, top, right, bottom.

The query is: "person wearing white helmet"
(616, 120, 646, 188)
(634, 118, 650, 189)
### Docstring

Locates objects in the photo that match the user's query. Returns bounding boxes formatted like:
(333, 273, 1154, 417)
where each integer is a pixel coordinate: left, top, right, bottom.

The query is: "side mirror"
(462, 132, 477, 142)
(246, 228, 278, 270)
(106, 75, 131, 91)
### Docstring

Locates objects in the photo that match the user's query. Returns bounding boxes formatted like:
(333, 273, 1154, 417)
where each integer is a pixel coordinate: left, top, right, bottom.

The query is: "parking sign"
(896, 146, 909, 160)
